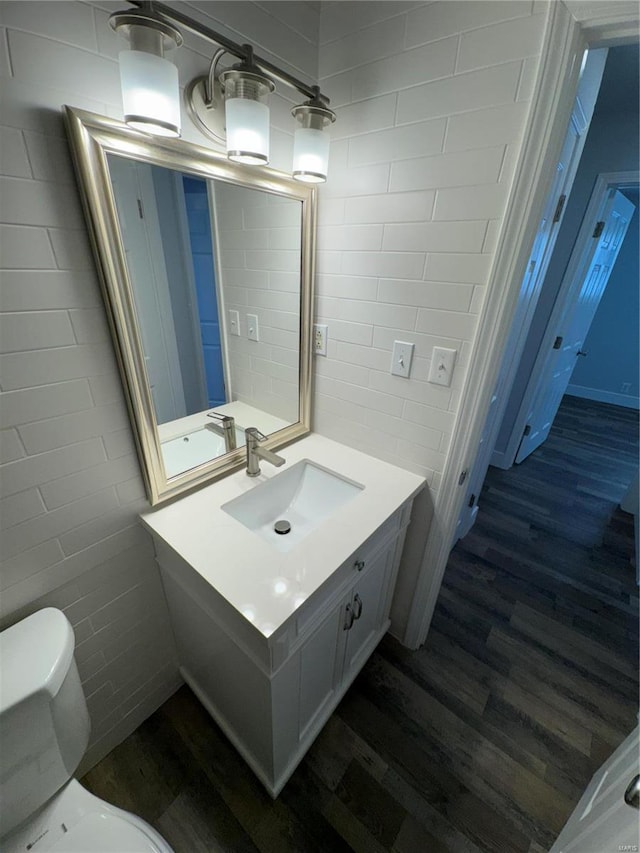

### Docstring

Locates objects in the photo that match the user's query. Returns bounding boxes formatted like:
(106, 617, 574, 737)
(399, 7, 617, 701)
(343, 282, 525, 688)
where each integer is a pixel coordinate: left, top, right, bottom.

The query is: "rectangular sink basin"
(222, 459, 364, 552)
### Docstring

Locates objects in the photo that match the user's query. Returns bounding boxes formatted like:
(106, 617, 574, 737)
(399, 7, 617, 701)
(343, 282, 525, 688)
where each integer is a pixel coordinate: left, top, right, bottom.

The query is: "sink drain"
(274, 519, 291, 535)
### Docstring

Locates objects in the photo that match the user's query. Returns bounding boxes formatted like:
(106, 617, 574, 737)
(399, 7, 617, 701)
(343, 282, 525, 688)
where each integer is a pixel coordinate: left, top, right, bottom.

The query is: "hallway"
(369, 393, 639, 849)
(84, 396, 639, 852)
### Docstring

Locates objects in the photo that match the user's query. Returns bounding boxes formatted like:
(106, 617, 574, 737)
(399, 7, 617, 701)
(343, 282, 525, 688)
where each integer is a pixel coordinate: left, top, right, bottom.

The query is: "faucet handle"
(245, 426, 267, 442)
(208, 411, 233, 424)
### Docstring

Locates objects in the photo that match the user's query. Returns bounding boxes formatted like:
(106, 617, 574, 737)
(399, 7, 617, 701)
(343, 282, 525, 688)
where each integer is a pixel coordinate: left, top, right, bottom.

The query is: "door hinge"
(137, 198, 144, 219)
(553, 336, 563, 349)
(468, 493, 476, 508)
(552, 194, 566, 223)
(523, 424, 531, 437)
(592, 220, 605, 239)
(458, 470, 468, 486)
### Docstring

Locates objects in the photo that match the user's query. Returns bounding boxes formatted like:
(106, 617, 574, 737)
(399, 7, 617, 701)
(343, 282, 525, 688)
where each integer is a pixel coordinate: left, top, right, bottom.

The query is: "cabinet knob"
(354, 559, 365, 572)
(343, 603, 354, 631)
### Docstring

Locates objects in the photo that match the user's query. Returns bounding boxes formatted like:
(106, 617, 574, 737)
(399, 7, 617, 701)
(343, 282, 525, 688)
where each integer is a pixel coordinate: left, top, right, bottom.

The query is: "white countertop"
(157, 401, 291, 442)
(140, 434, 425, 640)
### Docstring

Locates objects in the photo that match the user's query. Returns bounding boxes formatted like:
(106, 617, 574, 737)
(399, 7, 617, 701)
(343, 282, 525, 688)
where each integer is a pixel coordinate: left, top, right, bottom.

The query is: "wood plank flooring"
(83, 395, 639, 852)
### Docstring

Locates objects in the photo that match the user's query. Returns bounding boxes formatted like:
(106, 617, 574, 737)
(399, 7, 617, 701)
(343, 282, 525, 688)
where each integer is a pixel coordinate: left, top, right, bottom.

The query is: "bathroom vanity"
(68, 108, 426, 797)
(140, 434, 424, 796)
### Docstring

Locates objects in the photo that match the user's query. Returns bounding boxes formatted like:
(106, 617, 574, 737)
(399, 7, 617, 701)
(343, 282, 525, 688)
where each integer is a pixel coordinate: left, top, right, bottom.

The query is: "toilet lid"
(49, 812, 168, 852)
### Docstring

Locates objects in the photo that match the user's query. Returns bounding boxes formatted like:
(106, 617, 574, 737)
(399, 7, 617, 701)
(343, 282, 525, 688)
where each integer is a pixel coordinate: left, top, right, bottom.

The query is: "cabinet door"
(297, 600, 345, 742)
(342, 546, 393, 682)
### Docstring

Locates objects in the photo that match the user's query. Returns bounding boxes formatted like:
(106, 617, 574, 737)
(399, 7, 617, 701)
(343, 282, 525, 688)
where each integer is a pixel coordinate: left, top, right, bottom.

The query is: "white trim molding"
(564, 1, 640, 43)
(402, 1, 640, 650)
(567, 385, 640, 409)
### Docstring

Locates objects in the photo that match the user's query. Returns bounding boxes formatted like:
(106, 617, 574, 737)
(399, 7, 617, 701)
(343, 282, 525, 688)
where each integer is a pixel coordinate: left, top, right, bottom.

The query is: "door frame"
(507, 171, 639, 466)
(403, 1, 640, 650)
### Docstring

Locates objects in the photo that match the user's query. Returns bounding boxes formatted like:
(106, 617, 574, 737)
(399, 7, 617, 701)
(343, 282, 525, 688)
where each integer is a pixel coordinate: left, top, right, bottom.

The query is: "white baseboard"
(490, 448, 512, 470)
(566, 384, 640, 410)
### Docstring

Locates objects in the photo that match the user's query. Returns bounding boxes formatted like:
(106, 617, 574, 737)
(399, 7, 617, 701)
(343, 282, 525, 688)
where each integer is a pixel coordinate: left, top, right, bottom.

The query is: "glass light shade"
(291, 101, 335, 183)
(225, 98, 270, 164)
(292, 127, 330, 183)
(119, 50, 181, 137)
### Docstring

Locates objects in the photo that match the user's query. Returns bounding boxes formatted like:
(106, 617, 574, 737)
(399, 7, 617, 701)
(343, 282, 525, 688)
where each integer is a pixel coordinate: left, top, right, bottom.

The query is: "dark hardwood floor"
(84, 395, 639, 852)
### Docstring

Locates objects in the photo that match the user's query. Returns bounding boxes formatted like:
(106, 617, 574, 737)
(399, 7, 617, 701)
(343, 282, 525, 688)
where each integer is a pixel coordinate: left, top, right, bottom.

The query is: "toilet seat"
(49, 812, 166, 852)
(3, 780, 174, 853)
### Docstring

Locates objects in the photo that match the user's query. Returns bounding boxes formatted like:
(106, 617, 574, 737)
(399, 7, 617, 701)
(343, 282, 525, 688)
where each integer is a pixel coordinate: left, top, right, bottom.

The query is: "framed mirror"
(64, 107, 315, 505)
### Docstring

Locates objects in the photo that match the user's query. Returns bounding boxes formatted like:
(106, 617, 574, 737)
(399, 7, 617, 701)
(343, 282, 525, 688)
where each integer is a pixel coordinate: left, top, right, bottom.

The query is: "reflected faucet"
(206, 412, 237, 452)
(245, 427, 285, 477)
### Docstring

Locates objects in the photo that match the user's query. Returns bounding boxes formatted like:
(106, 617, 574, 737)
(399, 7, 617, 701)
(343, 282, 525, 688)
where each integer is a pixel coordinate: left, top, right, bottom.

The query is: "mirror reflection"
(106, 153, 302, 478)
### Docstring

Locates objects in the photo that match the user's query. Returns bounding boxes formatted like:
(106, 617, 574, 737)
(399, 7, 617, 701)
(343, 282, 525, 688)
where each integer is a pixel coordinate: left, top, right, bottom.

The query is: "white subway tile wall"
(315, 0, 545, 488)
(0, 0, 320, 770)
(0, 0, 548, 762)
(215, 183, 302, 423)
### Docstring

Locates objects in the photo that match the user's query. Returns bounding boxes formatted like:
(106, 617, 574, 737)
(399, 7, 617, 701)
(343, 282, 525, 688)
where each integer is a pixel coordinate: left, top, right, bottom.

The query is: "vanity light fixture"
(109, 6, 182, 138)
(291, 93, 336, 184)
(219, 49, 275, 166)
(113, 0, 336, 179)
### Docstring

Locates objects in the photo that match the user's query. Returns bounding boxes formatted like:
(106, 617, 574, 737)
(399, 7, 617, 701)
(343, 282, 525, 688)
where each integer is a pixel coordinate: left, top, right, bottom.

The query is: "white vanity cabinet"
(140, 433, 425, 797)
(152, 499, 413, 797)
(292, 539, 396, 749)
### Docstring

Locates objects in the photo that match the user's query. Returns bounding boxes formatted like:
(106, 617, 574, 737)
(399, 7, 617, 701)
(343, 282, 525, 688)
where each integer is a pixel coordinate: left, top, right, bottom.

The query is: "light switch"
(428, 346, 457, 386)
(247, 313, 259, 342)
(391, 341, 414, 378)
(229, 309, 240, 337)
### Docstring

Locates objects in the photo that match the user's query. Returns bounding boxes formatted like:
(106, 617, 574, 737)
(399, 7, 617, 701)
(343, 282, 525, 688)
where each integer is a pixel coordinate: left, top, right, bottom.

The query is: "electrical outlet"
(314, 324, 328, 356)
(428, 346, 457, 386)
(391, 341, 414, 378)
(228, 309, 240, 337)
(247, 313, 259, 342)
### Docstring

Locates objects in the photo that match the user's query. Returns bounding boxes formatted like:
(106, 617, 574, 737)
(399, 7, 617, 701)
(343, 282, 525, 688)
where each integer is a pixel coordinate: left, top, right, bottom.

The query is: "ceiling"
(593, 42, 640, 115)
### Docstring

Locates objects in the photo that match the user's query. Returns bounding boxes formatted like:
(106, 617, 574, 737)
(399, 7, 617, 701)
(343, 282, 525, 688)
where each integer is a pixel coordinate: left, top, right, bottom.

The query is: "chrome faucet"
(206, 411, 236, 452)
(245, 427, 285, 477)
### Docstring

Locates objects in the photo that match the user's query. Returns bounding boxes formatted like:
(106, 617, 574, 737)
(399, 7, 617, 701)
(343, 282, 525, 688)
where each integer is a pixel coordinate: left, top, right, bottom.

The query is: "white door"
(455, 116, 586, 540)
(109, 157, 186, 425)
(516, 189, 635, 463)
(550, 727, 639, 852)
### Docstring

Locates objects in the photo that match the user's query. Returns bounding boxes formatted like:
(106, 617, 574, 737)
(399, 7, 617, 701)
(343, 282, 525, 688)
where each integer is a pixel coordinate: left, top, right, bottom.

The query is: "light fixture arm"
(204, 47, 227, 105)
(127, 0, 332, 108)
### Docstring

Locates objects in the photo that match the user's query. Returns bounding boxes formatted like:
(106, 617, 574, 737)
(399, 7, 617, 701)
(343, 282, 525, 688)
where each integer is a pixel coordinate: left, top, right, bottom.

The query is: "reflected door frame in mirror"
(64, 107, 315, 505)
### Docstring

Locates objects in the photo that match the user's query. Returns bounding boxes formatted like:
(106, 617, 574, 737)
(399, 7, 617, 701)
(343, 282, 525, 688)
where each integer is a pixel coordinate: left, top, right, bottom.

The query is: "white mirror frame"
(64, 106, 315, 505)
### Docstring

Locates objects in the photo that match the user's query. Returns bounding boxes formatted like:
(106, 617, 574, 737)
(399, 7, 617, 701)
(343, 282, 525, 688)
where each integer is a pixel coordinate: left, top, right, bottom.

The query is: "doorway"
(442, 42, 640, 848)
(493, 43, 640, 471)
(406, 3, 640, 653)
(510, 183, 637, 465)
(459, 43, 639, 540)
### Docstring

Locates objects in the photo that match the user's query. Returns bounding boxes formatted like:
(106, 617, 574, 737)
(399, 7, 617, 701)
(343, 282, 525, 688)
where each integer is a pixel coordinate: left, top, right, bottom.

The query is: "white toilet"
(0, 608, 174, 853)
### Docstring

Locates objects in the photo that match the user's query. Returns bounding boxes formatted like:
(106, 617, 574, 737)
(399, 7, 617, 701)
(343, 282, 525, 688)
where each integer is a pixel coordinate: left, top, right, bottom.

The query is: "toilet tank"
(0, 608, 91, 839)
